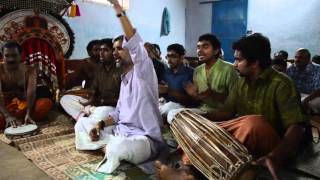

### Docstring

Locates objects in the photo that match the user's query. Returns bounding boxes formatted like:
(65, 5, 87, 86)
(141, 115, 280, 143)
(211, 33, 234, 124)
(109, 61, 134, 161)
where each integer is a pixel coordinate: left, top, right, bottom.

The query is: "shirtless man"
(0, 41, 52, 129)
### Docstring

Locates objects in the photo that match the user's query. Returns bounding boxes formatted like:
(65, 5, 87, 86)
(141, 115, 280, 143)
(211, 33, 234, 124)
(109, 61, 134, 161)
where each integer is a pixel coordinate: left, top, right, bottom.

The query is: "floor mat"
(64, 159, 154, 180)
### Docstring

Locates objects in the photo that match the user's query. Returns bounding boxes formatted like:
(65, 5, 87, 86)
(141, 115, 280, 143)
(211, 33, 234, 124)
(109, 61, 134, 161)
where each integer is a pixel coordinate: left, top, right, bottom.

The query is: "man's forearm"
(269, 125, 305, 161)
(112, 3, 135, 39)
(167, 90, 193, 105)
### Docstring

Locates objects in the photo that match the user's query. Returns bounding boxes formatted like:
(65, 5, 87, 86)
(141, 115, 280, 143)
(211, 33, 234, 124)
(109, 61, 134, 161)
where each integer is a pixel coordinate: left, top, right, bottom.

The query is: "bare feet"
(155, 160, 195, 180)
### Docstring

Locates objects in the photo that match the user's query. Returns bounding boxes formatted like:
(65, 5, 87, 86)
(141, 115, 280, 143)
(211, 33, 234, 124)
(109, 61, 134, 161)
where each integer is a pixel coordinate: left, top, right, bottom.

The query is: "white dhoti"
(96, 135, 151, 174)
(75, 106, 115, 150)
(60, 94, 88, 120)
(74, 106, 151, 174)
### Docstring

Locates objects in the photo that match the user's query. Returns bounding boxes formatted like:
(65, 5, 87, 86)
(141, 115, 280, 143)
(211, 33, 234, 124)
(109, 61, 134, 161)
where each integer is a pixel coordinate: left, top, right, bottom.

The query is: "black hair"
(272, 58, 287, 68)
(232, 33, 272, 69)
(86, 39, 101, 55)
(167, 43, 185, 56)
(113, 35, 124, 43)
(198, 33, 221, 57)
(100, 38, 113, 49)
(153, 43, 161, 54)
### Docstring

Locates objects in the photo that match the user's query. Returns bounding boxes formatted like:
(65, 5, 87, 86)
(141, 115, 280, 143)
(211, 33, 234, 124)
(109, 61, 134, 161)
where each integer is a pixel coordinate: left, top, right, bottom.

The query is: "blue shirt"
(287, 63, 320, 94)
(162, 65, 193, 103)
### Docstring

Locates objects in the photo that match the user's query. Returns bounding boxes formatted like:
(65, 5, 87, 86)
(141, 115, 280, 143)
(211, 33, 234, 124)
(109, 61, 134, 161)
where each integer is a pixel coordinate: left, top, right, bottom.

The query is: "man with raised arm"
(77, 0, 164, 174)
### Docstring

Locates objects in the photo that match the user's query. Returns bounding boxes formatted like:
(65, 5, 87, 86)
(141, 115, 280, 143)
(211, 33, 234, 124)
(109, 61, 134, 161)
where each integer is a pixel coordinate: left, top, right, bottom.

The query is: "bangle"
(116, 11, 126, 18)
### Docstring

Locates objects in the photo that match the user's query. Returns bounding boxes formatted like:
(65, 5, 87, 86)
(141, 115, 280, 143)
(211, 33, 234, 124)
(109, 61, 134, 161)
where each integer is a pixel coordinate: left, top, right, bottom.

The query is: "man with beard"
(60, 38, 121, 121)
(156, 33, 307, 180)
(85, 0, 165, 174)
(0, 41, 53, 130)
(65, 39, 101, 89)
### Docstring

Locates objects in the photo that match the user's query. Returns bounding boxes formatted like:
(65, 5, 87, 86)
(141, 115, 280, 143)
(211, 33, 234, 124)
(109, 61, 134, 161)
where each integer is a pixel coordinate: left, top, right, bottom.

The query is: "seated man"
(75, 0, 164, 174)
(144, 42, 165, 83)
(287, 48, 320, 114)
(60, 38, 121, 121)
(158, 43, 194, 120)
(0, 41, 53, 130)
(273, 50, 288, 61)
(167, 34, 238, 123)
(65, 39, 101, 90)
(156, 33, 307, 180)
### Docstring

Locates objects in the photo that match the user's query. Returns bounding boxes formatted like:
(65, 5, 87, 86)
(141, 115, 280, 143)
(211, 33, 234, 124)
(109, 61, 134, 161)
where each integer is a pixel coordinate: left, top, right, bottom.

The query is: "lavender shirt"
(109, 32, 163, 151)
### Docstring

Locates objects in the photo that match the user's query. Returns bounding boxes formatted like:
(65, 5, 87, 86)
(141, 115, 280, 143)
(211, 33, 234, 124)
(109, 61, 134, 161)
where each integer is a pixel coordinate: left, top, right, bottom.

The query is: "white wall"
(247, 0, 320, 59)
(64, 0, 186, 59)
(185, 0, 320, 58)
(185, 0, 212, 57)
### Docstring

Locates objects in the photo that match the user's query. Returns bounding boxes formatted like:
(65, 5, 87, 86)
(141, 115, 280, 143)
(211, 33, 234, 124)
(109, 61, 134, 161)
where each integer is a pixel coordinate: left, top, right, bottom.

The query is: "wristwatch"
(117, 11, 126, 18)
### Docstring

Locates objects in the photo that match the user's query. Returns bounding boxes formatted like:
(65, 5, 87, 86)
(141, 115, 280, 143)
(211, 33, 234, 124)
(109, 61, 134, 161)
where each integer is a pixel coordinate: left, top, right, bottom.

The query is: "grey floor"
(0, 141, 51, 180)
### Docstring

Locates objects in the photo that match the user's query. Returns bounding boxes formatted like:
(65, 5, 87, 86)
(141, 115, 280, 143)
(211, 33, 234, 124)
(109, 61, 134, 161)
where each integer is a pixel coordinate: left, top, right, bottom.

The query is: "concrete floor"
(0, 141, 51, 180)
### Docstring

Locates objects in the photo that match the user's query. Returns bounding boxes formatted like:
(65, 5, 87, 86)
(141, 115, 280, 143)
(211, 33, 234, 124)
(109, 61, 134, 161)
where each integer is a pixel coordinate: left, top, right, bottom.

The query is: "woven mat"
(19, 133, 103, 180)
(0, 111, 74, 146)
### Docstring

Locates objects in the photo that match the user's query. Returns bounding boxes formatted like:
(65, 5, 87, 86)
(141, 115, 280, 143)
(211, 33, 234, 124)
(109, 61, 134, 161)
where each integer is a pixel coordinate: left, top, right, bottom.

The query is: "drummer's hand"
(6, 115, 18, 128)
(252, 154, 279, 180)
(24, 113, 35, 125)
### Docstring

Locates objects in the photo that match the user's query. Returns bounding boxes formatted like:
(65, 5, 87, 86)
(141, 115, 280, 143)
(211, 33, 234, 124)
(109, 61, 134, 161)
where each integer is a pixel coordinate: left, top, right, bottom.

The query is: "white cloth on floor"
(75, 106, 115, 150)
(96, 135, 151, 174)
(167, 108, 206, 124)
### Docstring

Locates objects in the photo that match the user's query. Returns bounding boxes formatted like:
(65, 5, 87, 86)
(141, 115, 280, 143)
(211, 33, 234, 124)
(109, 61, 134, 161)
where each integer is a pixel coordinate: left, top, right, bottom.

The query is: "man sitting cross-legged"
(158, 43, 195, 122)
(0, 41, 53, 130)
(75, 0, 165, 174)
(60, 38, 121, 122)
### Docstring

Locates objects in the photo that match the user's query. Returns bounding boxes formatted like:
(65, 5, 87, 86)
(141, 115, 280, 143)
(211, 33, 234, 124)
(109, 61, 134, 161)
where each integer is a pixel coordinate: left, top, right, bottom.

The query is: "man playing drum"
(156, 33, 307, 180)
(0, 41, 53, 130)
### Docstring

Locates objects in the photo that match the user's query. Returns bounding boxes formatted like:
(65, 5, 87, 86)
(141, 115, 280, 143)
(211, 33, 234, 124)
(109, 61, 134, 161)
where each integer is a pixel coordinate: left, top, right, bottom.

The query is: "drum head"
(4, 124, 38, 136)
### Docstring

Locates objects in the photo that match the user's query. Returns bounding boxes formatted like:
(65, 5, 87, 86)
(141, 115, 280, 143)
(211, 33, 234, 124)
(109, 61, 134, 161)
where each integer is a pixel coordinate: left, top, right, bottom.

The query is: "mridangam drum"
(4, 124, 39, 140)
(171, 110, 252, 180)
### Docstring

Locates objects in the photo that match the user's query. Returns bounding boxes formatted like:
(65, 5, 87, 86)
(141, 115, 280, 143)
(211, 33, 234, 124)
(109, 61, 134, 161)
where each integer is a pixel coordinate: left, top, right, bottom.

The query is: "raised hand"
(107, 0, 120, 6)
